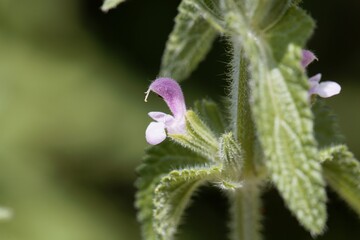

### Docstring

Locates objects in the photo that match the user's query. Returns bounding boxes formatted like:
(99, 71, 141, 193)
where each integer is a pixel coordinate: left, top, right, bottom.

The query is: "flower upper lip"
(301, 49, 318, 68)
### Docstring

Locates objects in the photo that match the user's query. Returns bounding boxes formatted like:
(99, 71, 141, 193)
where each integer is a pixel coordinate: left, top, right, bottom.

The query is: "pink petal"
(316, 81, 341, 98)
(146, 78, 186, 118)
(145, 122, 167, 145)
(301, 50, 317, 68)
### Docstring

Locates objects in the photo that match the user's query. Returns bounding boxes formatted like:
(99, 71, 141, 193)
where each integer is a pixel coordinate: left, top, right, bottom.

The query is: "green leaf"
(256, 35, 327, 237)
(170, 110, 219, 162)
(265, 6, 315, 61)
(159, 0, 218, 81)
(219, 132, 243, 183)
(193, 99, 226, 137)
(154, 164, 222, 239)
(313, 100, 344, 147)
(101, 0, 125, 12)
(252, 0, 292, 30)
(312, 103, 359, 215)
(135, 141, 208, 239)
(221, 2, 327, 234)
(321, 145, 360, 216)
(229, 0, 293, 30)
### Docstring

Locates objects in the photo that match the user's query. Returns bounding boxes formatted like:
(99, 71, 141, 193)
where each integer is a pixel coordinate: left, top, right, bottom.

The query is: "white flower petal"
(316, 81, 341, 98)
(148, 112, 167, 121)
(145, 121, 167, 145)
(148, 111, 175, 125)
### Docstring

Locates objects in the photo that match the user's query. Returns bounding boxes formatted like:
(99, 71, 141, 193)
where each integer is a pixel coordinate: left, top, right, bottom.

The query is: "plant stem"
(229, 182, 262, 240)
(230, 37, 256, 176)
(229, 38, 262, 240)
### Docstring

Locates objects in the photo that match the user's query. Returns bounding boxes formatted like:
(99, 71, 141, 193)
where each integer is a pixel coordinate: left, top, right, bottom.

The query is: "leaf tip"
(100, 0, 125, 13)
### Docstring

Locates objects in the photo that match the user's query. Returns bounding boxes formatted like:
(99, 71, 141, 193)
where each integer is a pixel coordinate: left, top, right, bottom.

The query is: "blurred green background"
(0, 0, 359, 239)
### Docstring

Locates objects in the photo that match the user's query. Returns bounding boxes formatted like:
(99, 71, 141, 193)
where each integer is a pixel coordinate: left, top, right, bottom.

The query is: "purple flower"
(302, 50, 341, 98)
(301, 50, 318, 68)
(144, 78, 186, 145)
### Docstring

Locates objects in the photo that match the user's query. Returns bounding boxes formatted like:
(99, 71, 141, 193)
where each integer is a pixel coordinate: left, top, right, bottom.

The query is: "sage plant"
(103, 0, 360, 239)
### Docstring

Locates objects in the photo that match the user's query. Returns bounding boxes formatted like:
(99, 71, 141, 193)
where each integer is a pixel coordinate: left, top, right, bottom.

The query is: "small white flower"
(302, 50, 341, 98)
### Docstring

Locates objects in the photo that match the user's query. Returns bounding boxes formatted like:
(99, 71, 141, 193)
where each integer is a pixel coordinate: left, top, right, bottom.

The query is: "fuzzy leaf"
(312, 101, 360, 215)
(221, 2, 327, 234)
(265, 7, 315, 61)
(321, 145, 360, 216)
(135, 141, 208, 239)
(159, 0, 218, 81)
(154, 165, 222, 239)
(101, 0, 125, 12)
(193, 99, 226, 137)
(257, 28, 327, 237)
(219, 132, 243, 182)
(313, 100, 344, 147)
(232, 0, 292, 30)
(170, 110, 219, 162)
(252, 0, 292, 30)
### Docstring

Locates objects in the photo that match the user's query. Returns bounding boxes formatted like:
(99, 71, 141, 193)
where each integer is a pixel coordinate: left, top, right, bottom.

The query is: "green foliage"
(101, 0, 126, 12)
(259, 46, 327, 235)
(170, 110, 219, 162)
(219, 133, 243, 183)
(136, 103, 230, 239)
(265, 7, 315, 61)
(154, 165, 222, 239)
(136, 0, 360, 239)
(313, 100, 345, 147)
(193, 99, 226, 137)
(220, 1, 326, 234)
(135, 141, 208, 239)
(159, 0, 218, 81)
(229, 44, 250, 145)
(229, 42, 258, 178)
(313, 102, 360, 216)
(2, 0, 360, 239)
(252, 0, 292, 30)
(321, 146, 360, 216)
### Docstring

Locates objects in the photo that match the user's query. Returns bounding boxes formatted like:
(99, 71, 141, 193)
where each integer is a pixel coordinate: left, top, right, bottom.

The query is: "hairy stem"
(230, 37, 256, 176)
(229, 181, 262, 240)
(229, 38, 262, 240)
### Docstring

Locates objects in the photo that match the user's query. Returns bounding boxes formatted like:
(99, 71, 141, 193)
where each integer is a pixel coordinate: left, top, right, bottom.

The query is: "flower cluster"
(144, 52, 340, 145)
(144, 78, 186, 145)
(302, 50, 341, 98)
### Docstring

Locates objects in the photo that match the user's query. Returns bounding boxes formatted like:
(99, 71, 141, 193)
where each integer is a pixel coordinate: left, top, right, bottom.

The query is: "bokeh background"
(0, 0, 359, 239)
